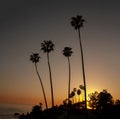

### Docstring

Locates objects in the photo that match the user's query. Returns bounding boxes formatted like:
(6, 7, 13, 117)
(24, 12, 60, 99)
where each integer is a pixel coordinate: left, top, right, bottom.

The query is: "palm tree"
(70, 91, 75, 104)
(73, 88, 77, 92)
(71, 15, 88, 118)
(41, 40, 54, 108)
(77, 89, 81, 102)
(73, 88, 77, 103)
(62, 47, 73, 103)
(79, 85, 85, 102)
(30, 53, 48, 109)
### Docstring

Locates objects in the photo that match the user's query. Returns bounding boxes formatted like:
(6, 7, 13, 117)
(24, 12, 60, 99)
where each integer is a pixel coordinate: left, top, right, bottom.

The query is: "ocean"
(0, 103, 32, 119)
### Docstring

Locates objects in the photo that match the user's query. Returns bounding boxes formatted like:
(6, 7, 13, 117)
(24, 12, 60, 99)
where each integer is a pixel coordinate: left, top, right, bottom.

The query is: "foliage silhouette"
(70, 90, 75, 104)
(70, 15, 88, 119)
(41, 40, 55, 108)
(73, 88, 77, 103)
(31, 103, 43, 119)
(30, 53, 48, 109)
(88, 91, 98, 110)
(97, 89, 113, 110)
(19, 89, 120, 119)
(115, 99, 120, 105)
(88, 90, 119, 119)
(88, 90, 113, 110)
(77, 89, 81, 102)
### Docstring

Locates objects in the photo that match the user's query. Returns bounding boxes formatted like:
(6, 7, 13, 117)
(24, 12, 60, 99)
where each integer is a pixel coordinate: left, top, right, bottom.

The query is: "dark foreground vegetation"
(19, 90, 120, 119)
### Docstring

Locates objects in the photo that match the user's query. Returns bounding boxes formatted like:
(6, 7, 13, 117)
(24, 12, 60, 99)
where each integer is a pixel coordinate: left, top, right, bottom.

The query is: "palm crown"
(63, 47, 73, 57)
(30, 53, 40, 63)
(41, 40, 54, 53)
(77, 89, 81, 95)
(71, 15, 85, 30)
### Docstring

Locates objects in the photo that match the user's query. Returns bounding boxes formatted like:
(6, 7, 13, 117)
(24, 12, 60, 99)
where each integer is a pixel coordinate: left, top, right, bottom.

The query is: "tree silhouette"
(97, 89, 113, 110)
(31, 103, 42, 113)
(79, 84, 85, 102)
(31, 103, 43, 119)
(88, 90, 113, 110)
(70, 15, 88, 118)
(79, 84, 85, 90)
(77, 89, 81, 102)
(30, 53, 48, 109)
(63, 47, 73, 103)
(73, 88, 77, 103)
(88, 91, 99, 110)
(115, 99, 120, 105)
(88, 90, 113, 119)
(41, 40, 54, 108)
(70, 90, 75, 104)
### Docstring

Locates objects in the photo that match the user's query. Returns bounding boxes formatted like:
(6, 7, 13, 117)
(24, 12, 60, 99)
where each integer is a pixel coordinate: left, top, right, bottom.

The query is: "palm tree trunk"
(67, 57, 71, 119)
(79, 95, 80, 102)
(35, 63, 48, 109)
(78, 28, 88, 119)
(47, 53, 54, 108)
(68, 57, 71, 102)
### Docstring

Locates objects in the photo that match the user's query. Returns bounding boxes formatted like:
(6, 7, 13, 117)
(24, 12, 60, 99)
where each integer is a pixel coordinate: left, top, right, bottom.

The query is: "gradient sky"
(0, 0, 120, 108)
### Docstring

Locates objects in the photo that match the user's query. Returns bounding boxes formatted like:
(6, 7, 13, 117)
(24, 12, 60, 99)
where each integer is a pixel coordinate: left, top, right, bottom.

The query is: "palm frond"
(30, 53, 40, 63)
(41, 40, 54, 53)
(70, 15, 85, 29)
(63, 47, 73, 57)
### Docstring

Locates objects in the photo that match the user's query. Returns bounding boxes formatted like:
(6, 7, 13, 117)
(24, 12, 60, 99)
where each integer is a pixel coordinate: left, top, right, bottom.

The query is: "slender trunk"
(74, 94, 76, 103)
(68, 57, 71, 102)
(67, 57, 71, 119)
(68, 57, 71, 101)
(78, 28, 88, 119)
(47, 53, 54, 108)
(79, 95, 80, 102)
(35, 63, 48, 109)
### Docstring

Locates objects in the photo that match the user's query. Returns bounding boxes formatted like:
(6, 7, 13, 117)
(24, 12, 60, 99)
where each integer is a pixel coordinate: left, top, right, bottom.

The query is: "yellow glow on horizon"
(0, 94, 64, 109)
(0, 77, 119, 109)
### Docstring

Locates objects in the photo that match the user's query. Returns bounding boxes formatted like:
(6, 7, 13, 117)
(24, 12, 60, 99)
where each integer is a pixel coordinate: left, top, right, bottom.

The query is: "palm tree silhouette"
(63, 47, 73, 103)
(71, 15, 88, 118)
(79, 85, 85, 102)
(30, 53, 48, 109)
(73, 88, 77, 103)
(70, 90, 75, 104)
(41, 40, 54, 108)
(77, 89, 81, 102)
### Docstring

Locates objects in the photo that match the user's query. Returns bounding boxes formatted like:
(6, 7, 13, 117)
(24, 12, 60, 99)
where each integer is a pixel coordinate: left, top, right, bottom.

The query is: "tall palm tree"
(30, 53, 48, 109)
(62, 47, 73, 103)
(41, 40, 54, 108)
(71, 15, 88, 118)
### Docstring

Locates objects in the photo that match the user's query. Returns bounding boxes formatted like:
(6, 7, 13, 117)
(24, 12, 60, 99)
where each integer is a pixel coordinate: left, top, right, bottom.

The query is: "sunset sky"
(0, 0, 120, 108)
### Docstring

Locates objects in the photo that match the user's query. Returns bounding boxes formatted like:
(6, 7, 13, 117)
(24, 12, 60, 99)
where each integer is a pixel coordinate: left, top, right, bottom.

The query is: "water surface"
(0, 103, 32, 119)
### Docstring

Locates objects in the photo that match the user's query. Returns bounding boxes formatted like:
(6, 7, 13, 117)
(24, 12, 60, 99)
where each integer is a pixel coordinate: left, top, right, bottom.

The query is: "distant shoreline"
(0, 103, 32, 115)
